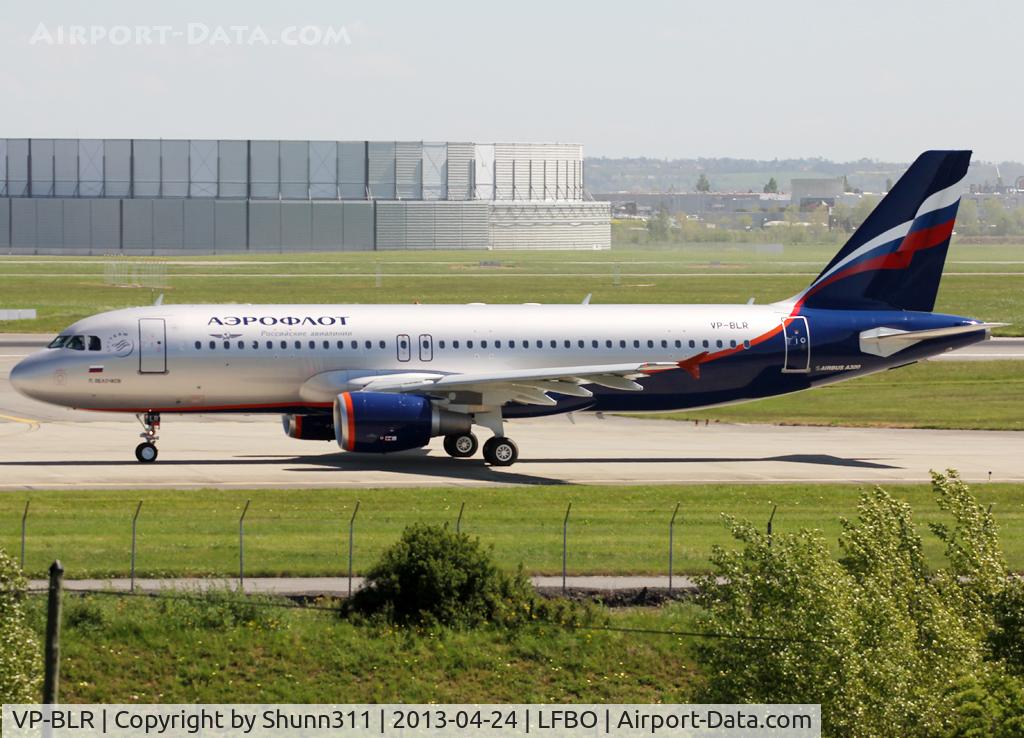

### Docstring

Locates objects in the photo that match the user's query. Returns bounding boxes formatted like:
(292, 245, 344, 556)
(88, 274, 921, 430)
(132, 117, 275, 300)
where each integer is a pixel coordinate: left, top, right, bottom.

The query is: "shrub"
(0, 547, 42, 703)
(695, 471, 1024, 738)
(156, 587, 288, 631)
(343, 524, 591, 629)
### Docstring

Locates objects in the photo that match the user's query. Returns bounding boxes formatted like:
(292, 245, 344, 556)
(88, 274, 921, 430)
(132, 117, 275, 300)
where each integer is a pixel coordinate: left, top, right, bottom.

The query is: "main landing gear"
(442, 410, 520, 467)
(135, 411, 160, 463)
(441, 432, 518, 466)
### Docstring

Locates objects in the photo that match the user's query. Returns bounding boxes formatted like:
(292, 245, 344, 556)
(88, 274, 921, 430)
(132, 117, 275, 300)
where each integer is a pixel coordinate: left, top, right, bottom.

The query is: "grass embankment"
(637, 361, 1024, 431)
(0, 244, 1021, 334)
(3, 483, 1023, 579)
(28, 593, 700, 703)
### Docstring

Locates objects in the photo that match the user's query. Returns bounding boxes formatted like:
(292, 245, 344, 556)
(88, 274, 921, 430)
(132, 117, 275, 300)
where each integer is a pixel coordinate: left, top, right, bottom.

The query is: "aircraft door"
(781, 316, 810, 373)
(397, 334, 411, 362)
(138, 318, 167, 373)
(419, 334, 433, 362)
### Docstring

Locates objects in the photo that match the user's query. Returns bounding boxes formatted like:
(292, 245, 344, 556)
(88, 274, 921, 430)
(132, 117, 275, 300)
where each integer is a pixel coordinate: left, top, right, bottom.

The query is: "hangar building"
(0, 139, 610, 254)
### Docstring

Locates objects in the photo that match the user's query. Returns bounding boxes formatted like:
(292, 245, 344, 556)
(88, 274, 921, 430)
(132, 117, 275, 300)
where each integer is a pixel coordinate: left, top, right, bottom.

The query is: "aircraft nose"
(9, 353, 48, 399)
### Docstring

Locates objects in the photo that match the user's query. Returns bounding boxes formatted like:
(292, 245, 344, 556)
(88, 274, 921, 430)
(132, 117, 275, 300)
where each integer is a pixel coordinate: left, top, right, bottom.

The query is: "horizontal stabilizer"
(860, 323, 1006, 357)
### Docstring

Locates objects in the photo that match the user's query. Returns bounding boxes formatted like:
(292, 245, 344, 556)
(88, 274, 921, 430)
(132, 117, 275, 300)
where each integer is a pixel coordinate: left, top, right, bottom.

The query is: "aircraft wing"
(349, 362, 678, 406)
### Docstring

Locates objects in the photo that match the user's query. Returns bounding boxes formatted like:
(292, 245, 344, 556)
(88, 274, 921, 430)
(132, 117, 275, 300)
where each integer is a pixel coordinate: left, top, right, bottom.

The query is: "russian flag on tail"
(792, 150, 971, 314)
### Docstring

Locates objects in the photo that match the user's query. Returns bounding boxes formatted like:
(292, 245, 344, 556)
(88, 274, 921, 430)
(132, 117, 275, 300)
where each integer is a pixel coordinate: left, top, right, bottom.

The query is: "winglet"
(581, 293, 592, 305)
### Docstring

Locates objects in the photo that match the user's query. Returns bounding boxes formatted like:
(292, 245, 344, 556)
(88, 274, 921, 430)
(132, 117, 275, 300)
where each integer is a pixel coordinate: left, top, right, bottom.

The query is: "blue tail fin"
(795, 150, 971, 312)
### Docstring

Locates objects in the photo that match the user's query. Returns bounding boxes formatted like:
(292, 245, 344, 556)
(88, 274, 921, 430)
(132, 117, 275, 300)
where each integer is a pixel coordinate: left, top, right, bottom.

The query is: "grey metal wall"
(0, 138, 605, 253)
(489, 201, 610, 250)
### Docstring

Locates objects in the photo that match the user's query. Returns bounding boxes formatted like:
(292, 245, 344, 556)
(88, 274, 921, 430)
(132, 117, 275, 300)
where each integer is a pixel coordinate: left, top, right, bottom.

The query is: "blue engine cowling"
(333, 392, 471, 453)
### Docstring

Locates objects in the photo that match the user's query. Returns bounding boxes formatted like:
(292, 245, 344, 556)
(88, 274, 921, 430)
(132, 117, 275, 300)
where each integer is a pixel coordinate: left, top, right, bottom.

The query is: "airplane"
(9, 150, 1004, 466)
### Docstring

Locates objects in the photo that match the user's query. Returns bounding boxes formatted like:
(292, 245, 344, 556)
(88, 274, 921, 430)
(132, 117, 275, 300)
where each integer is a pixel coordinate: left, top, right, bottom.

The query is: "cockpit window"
(65, 335, 85, 351)
(48, 335, 69, 349)
(88, 336, 101, 351)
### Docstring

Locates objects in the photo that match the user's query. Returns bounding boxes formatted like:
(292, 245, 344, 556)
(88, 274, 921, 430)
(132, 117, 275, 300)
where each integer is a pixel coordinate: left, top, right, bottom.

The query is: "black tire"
(443, 433, 479, 458)
(482, 436, 518, 467)
(135, 442, 158, 463)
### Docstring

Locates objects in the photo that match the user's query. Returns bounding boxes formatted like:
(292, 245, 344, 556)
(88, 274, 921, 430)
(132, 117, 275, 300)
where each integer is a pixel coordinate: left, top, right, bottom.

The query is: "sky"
(1, 0, 1020, 162)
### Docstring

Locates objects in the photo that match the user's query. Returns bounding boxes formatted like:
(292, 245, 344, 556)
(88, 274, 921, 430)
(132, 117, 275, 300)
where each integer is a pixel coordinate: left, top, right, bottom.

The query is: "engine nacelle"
(281, 413, 335, 441)
(333, 392, 471, 453)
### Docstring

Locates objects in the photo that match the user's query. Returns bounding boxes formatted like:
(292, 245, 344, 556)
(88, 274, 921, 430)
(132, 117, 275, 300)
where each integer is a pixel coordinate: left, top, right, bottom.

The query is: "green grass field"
(28, 593, 700, 703)
(4, 483, 1023, 579)
(636, 361, 1024, 431)
(0, 243, 1021, 334)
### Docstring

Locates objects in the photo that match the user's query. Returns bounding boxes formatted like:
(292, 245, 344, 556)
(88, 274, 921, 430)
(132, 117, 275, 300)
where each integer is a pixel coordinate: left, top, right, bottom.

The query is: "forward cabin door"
(781, 316, 810, 373)
(138, 318, 167, 373)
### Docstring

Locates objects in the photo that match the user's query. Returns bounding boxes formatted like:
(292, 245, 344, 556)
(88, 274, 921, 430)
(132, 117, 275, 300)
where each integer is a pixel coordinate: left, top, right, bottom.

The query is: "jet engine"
(281, 413, 336, 440)
(333, 392, 471, 453)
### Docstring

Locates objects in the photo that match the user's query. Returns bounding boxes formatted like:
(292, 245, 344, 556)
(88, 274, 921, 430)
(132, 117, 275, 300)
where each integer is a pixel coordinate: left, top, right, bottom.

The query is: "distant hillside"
(584, 157, 1024, 195)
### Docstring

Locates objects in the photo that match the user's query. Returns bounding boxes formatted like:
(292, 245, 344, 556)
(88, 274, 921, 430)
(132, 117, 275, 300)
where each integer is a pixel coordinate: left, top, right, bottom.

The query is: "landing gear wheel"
(444, 433, 479, 458)
(135, 442, 158, 463)
(482, 436, 518, 467)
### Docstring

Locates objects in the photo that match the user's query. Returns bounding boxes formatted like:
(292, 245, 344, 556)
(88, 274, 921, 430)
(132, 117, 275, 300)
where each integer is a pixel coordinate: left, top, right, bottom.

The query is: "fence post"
(238, 500, 251, 589)
(20, 500, 30, 570)
(456, 502, 465, 534)
(767, 504, 778, 547)
(562, 503, 572, 594)
(43, 560, 64, 704)
(129, 501, 143, 593)
(348, 501, 361, 597)
(669, 502, 681, 592)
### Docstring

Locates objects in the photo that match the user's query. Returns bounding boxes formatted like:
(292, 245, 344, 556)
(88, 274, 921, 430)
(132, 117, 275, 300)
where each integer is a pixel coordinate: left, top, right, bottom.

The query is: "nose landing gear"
(135, 412, 161, 463)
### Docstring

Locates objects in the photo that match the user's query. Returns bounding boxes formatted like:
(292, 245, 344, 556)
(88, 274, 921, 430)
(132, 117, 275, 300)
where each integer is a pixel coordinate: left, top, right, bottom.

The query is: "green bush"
(0, 547, 41, 703)
(343, 524, 591, 629)
(156, 588, 289, 631)
(695, 471, 1024, 738)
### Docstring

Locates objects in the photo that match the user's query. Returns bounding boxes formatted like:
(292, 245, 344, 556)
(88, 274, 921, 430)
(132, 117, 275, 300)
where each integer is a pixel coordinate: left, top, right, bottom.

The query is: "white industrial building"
(0, 139, 609, 254)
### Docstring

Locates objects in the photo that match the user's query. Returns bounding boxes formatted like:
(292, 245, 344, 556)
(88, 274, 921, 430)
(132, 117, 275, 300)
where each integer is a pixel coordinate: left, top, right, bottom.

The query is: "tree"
(0, 547, 41, 703)
(646, 208, 671, 242)
(763, 177, 778, 194)
(695, 471, 1024, 738)
(695, 173, 711, 193)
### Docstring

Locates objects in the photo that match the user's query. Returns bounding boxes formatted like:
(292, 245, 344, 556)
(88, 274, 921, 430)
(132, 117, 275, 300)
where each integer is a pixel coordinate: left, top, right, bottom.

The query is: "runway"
(1, 334, 1022, 489)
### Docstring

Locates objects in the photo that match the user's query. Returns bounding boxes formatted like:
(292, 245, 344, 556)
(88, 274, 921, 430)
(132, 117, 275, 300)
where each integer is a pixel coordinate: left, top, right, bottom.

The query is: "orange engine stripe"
(342, 391, 356, 451)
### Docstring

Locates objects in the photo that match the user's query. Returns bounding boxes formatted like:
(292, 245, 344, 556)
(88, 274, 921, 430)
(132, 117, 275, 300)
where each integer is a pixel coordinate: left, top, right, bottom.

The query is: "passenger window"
(661, 340, 667, 348)
(337, 340, 344, 349)
(730, 340, 737, 348)
(633, 340, 640, 348)
(467, 340, 474, 349)
(364, 340, 371, 349)
(323, 340, 329, 349)
(453, 340, 460, 349)
(509, 340, 515, 348)
(716, 340, 723, 348)
(550, 340, 556, 348)
(606, 340, 612, 348)
(743, 340, 751, 349)
(309, 340, 315, 349)
(194, 341, 201, 350)
(578, 340, 585, 348)
(209, 341, 216, 350)
(252, 340, 259, 350)
(563, 340, 570, 349)
(592, 340, 598, 348)
(88, 336, 101, 351)
(439, 340, 446, 349)
(351, 340, 358, 349)
(238, 340, 245, 349)
(481, 340, 488, 349)
(224, 341, 231, 350)
(689, 340, 696, 348)
(675, 340, 682, 348)
(281, 341, 287, 349)
(619, 340, 626, 348)
(66, 336, 85, 350)
(294, 341, 301, 349)
(379, 340, 386, 349)
(647, 340, 654, 348)
(535, 340, 542, 348)
(702, 340, 709, 348)
(268, 341, 274, 349)
(495, 340, 501, 348)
